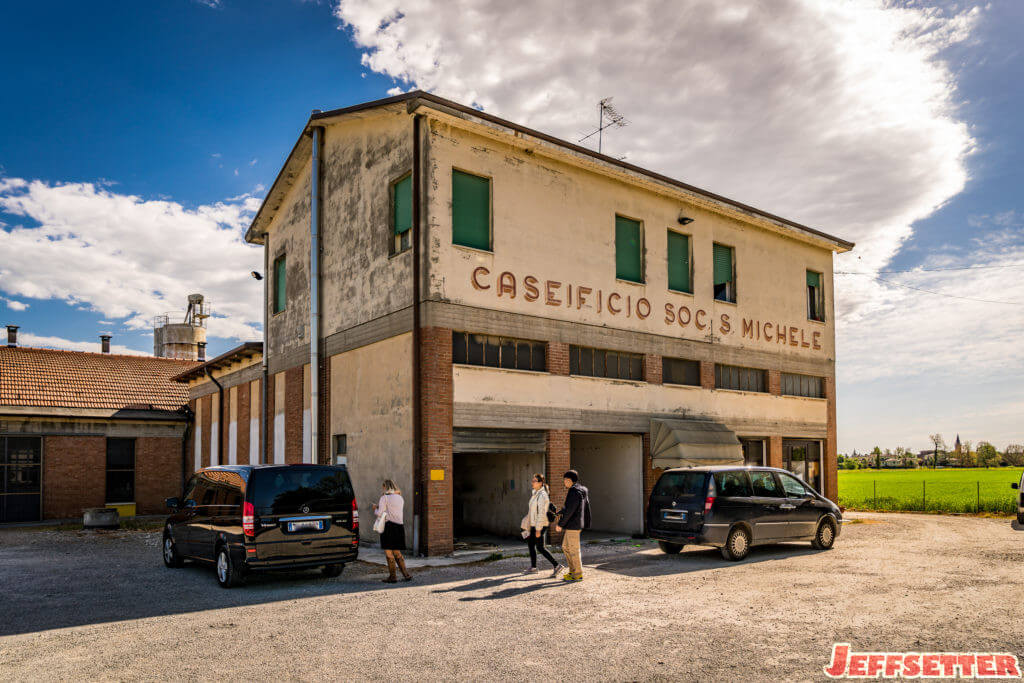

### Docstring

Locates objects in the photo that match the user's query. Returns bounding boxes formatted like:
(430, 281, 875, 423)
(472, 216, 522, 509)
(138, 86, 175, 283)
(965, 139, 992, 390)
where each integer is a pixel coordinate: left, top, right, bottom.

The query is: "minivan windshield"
(652, 471, 706, 498)
(250, 467, 354, 514)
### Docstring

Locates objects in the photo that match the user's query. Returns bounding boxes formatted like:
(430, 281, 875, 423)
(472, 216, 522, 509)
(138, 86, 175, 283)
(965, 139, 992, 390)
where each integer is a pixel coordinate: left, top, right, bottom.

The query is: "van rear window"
(250, 467, 354, 514)
(652, 471, 706, 498)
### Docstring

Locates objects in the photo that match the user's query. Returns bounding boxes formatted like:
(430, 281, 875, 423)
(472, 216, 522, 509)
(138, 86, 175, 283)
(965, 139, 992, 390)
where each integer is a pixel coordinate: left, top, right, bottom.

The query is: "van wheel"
(162, 531, 183, 568)
(812, 517, 837, 550)
(658, 541, 683, 554)
(1018, 512, 1024, 526)
(322, 564, 344, 578)
(721, 527, 751, 561)
(216, 546, 243, 588)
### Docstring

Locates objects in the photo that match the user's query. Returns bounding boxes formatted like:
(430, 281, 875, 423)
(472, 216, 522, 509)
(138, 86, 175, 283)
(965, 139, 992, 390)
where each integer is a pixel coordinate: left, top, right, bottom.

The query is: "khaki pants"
(561, 529, 582, 576)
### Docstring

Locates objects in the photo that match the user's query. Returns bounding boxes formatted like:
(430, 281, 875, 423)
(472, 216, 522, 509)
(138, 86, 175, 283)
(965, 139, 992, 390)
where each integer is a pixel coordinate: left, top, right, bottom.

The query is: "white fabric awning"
(650, 418, 743, 468)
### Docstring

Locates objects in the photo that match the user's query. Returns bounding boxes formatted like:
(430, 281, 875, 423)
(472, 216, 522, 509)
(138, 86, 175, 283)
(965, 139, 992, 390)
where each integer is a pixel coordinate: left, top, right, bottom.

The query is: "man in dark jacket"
(554, 469, 590, 582)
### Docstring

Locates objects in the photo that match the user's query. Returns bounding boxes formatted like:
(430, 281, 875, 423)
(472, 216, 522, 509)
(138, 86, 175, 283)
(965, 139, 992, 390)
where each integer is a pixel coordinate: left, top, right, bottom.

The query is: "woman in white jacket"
(523, 473, 564, 576)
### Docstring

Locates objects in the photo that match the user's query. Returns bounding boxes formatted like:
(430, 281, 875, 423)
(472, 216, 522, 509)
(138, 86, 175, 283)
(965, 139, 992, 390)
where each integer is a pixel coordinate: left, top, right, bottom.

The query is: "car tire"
(657, 541, 684, 554)
(322, 564, 344, 578)
(1017, 511, 1024, 526)
(215, 545, 243, 588)
(162, 530, 183, 568)
(811, 517, 837, 550)
(721, 526, 751, 561)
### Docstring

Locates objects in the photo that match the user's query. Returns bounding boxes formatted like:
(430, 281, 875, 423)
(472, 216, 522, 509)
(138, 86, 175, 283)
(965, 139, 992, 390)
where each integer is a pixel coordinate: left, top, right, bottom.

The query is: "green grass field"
(838, 467, 1023, 514)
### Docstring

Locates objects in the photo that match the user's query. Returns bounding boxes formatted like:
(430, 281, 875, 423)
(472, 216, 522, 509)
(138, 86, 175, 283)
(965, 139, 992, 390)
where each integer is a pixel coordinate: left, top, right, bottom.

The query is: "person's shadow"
(431, 572, 567, 600)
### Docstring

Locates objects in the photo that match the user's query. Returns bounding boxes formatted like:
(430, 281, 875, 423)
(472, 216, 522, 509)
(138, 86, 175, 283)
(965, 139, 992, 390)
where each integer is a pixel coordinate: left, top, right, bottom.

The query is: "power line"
(836, 262, 1024, 274)
(843, 272, 1023, 306)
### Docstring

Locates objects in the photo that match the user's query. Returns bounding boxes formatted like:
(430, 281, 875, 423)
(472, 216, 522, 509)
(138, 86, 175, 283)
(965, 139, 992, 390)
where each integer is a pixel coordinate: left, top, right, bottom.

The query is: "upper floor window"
(781, 372, 825, 398)
(273, 254, 287, 314)
(662, 357, 700, 386)
(715, 363, 766, 392)
(452, 332, 546, 372)
(807, 270, 824, 321)
(667, 230, 691, 293)
(615, 215, 644, 283)
(391, 174, 412, 254)
(452, 169, 491, 251)
(569, 345, 643, 381)
(713, 243, 736, 303)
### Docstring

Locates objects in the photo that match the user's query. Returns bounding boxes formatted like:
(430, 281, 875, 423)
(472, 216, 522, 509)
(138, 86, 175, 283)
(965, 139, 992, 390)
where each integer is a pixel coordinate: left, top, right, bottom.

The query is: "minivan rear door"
(249, 466, 356, 562)
(648, 471, 708, 534)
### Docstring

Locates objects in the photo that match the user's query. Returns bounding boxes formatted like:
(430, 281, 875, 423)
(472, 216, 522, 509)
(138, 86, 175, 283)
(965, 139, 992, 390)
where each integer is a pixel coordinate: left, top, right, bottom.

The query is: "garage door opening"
(453, 451, 544, 539)
(569, 433, 643, 535)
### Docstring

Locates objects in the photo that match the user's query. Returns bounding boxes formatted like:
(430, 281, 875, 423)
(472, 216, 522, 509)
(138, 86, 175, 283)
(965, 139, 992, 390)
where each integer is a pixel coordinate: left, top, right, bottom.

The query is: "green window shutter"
(806, 270, 821, 288)
(452, 170, 490, 250)
(615, 216, 643, 282)
(667, 230, 690, 292)
(273, 256, 286, 313)
(393, 175, 412, 235)
(713, 244, 733, 285)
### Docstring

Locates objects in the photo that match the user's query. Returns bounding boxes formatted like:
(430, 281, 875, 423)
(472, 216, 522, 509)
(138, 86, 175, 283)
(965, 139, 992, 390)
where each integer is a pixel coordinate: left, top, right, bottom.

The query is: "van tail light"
(704, 476, 716, 515)
(704, 496, 715, 515)
(351, 498, 359, 532)
(242, 501, 255, 537)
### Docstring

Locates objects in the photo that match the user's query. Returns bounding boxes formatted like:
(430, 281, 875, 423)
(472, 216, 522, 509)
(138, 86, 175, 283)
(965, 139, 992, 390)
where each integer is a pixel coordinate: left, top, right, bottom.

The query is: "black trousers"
(527, 526, 557, 568)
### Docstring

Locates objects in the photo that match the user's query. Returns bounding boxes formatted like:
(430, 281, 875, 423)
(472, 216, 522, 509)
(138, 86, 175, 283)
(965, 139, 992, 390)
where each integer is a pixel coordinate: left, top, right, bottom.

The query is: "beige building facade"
(237, 91, 852, 555)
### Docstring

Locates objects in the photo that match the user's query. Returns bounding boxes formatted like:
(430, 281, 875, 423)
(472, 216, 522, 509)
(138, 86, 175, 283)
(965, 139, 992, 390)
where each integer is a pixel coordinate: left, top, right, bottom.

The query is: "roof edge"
(171, 341, 263, 383)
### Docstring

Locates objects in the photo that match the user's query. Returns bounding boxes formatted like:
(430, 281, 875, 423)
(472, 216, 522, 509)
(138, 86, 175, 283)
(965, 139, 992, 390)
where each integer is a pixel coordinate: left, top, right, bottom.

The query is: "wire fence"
(839, 480, 1018, 514)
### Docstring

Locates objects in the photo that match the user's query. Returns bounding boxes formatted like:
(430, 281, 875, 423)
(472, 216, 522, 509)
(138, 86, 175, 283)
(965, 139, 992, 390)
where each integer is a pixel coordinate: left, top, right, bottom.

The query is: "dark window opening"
(105, 438, 135, 504)
(713, 243, 736, 303)
(781, 372, 825, 398)
(807, 270, 825, 321)
(569, 345, 643, 381)
(451, 332, 546, 372)
(715, 363, 767, 393)
(662, 357, 700, 386)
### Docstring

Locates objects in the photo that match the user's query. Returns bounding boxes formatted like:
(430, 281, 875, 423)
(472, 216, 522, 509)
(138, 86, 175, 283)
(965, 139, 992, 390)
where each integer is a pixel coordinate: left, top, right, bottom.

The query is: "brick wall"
(42, 436, 105, 519)
(642, 354, 662, 385)
(641, 431, 662, 533)
(318, 355, 331, 465)
(238, 381, 251, 465)
(768, 435, 783, 469)
(700, 360, 715, 389)
(547, 341, 569, 376)
(545, 429, 570, 544)
(285, 366, 303, 464)
(421, 326, 454, 555)
(200, 394, 212, 469)
(186, 399, 197, 475)
(135, 436, 181, 514)
(768, 369, 782, 396)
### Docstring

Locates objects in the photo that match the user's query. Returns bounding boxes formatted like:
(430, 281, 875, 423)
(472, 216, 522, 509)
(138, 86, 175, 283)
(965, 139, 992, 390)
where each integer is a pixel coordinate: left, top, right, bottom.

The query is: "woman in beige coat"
(522, 474, 563, 576)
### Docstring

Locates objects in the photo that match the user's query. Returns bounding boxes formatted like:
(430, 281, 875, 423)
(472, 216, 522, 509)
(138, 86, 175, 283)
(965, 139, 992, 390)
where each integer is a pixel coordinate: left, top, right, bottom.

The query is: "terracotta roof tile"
(0, 346, 200, 412)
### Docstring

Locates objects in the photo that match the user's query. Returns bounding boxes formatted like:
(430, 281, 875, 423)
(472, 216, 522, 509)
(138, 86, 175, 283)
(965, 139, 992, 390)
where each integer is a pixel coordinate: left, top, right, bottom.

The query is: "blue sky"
(1, 1, 1021, 453)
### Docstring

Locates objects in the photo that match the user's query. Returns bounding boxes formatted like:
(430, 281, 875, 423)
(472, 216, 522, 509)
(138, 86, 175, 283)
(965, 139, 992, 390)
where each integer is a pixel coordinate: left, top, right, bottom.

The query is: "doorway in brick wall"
(1, 436, 41, 523)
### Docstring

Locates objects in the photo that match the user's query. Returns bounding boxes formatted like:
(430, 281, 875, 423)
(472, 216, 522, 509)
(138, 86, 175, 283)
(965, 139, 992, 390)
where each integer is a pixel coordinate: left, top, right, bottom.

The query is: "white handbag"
(373, 510, 388, 534)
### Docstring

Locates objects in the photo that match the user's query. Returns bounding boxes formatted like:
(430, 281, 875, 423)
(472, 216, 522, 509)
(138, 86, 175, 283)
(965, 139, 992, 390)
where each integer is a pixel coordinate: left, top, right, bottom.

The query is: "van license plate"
(287, 520, 324, 532)
(662, 510, 687, 522)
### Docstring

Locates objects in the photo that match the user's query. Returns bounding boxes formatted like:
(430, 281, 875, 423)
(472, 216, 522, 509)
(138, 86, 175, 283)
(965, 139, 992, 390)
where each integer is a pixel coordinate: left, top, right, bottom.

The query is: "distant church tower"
(954, 434, 962, 453)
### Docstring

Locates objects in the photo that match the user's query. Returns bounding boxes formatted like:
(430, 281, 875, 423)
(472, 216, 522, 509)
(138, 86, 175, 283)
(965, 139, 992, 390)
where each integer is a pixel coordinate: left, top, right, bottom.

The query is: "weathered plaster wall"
(570, 433, 643, 534)
(328, 332, 413, 544)
(424, 118, 836, 362)
(265, 161, 312, 365)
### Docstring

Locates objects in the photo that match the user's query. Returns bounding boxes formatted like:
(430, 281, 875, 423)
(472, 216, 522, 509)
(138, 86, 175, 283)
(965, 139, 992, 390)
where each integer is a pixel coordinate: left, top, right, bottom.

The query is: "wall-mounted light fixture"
(250, 271, 263, 280)
(678, 214, 695, 226)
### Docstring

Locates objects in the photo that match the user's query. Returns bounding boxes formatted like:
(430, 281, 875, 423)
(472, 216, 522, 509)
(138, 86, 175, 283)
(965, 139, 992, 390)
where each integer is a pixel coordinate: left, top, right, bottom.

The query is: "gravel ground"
(0, 512, 1021, 681)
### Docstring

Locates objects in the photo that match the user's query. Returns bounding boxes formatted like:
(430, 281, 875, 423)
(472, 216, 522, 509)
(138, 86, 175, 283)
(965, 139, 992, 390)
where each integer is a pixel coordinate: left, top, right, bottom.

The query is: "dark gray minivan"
(162, 465, 359, 587)
(646, 466, 841, 561)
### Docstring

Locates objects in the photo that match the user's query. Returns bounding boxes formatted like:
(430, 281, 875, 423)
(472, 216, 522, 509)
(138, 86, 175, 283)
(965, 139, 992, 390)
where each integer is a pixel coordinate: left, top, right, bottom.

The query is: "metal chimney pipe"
(197, 342, 207, 362)
(6, 325, 18, 347)
(100, 334, 111, 354)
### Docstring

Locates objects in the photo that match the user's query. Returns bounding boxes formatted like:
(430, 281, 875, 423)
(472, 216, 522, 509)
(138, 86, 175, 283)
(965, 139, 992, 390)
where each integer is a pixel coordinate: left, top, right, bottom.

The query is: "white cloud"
(18, 332, 148, 356)
(4, 298, 29, 311)
(0, 177, 263, 341)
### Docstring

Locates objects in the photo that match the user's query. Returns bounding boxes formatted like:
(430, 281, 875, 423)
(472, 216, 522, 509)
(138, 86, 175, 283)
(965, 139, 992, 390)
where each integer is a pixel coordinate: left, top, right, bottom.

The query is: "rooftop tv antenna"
(578, 97, 629, 154)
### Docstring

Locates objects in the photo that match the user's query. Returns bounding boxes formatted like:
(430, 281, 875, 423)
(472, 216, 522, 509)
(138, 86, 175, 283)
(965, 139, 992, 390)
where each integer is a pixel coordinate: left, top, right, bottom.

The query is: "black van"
(162, 465, 359, 587)
(646, 466, 841, 561)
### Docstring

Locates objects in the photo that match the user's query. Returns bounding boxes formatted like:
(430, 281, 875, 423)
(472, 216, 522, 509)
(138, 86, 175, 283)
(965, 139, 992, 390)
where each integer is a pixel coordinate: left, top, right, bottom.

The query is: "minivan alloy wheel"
(812, 518, 837, 550)
(217, 552, 228, 583)
(164, 538, 174, 564)
(721, 526, 751, 561)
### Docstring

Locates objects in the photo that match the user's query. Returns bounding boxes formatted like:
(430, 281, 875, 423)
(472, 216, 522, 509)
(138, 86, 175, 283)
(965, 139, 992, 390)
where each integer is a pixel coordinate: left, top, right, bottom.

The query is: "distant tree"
(929, 433, 946, 451)
(976, 442, 1000, 468)
(871, 446, 882, 456)
(1004, 444, 1024, 467)
(960, 440, 975, 468)
(875, 454, 882, 469)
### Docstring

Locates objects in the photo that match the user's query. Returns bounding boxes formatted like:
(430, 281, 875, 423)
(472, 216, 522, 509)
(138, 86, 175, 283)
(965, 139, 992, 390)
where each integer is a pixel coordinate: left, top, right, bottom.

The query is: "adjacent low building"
(0, 328, 197, 523)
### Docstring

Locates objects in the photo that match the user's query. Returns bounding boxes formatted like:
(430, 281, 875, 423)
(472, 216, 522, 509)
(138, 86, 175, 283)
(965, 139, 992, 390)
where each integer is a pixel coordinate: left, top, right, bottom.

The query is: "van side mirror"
(165, 497, 179, 509)
(1012, 483, 1019, 490)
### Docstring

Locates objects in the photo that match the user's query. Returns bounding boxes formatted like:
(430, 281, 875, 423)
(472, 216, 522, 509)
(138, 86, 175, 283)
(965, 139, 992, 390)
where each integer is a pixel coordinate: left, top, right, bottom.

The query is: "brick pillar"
(265, 374, 274, 465)
(318, 355, 331, 465)
(824, 375, 838, 503)
(545, 429, 571, 544)
(768, 369, 781, 396)
(700, 360, 715, 389)
(642, 432, 662, 534)
(186, 399, 197, 477)
(768, 435, 783, 469)
(285, 366, 303, 464)
(237, 382, 251, 465)
(547, 341, 569, 375)
(421, 326, 454, 556)
(200, 394, 212, 468)
(643, 354, 662, 384)
(221, 387, 230, 464)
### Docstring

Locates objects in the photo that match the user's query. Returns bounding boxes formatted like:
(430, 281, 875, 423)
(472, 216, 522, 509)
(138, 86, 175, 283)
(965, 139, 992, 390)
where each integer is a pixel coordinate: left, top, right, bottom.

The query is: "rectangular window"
(807, 270, 824, 321)
(615, 215, 644, 283)
(713, 243, 736, 303)
(105, 438, 135, 504)
(392, 174, 412, 254)
(666, 230, 691, 293)
(569, 345, 643, 381)
(662, 357, 700, 386)
(273, 254, 286, 314)
(451, 332, 546, 372)
(781, 372, 825, 398)
(452, 169, 491, 251)
(715, 363, 767, 392)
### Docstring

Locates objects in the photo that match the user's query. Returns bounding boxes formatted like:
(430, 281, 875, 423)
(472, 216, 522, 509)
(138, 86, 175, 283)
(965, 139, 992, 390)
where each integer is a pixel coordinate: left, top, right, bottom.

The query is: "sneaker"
(551, 563, 565, 578)
(524, 567, 539, 574)
(561, 572, 583, 582)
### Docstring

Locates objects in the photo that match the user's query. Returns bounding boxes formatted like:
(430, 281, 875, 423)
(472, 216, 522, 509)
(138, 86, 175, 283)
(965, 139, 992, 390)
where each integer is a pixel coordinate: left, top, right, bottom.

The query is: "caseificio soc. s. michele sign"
(469, 266, 824, 351)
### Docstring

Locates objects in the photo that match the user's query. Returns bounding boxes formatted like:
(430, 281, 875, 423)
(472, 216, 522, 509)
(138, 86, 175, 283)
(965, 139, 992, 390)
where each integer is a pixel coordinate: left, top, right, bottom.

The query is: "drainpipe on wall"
(179, 404, 194, 490)
(262, 232, 269, 464)
(309, 123, 324, 465)
(411, 113, 423, 555)
(205, 367, 224, 465)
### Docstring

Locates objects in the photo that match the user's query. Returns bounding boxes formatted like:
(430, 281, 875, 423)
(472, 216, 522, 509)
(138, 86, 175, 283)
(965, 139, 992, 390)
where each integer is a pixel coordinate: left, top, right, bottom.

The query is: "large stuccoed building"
(185, 91, 853, 555)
